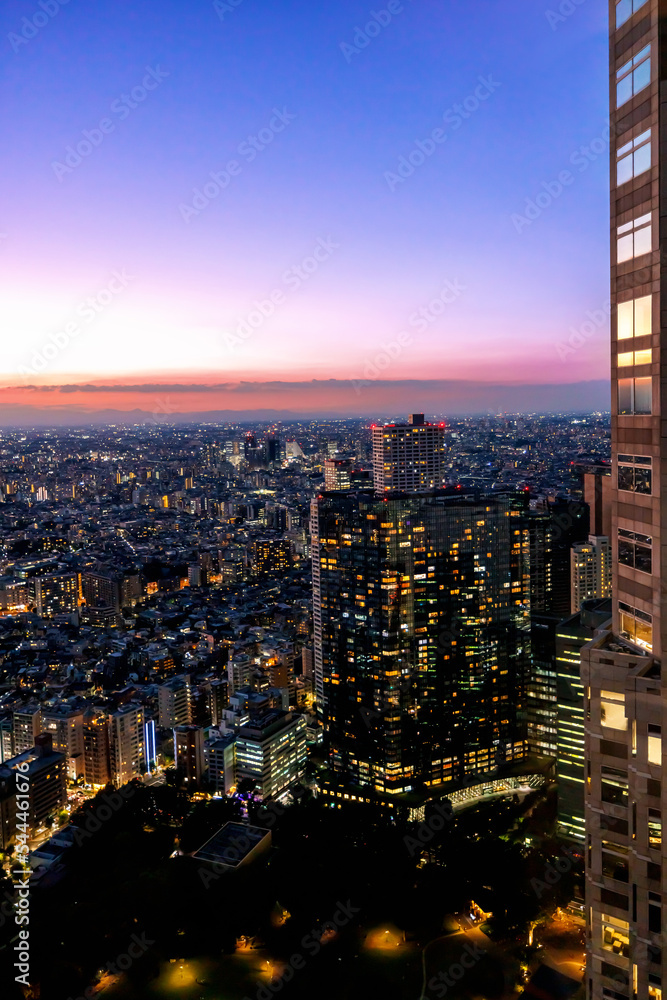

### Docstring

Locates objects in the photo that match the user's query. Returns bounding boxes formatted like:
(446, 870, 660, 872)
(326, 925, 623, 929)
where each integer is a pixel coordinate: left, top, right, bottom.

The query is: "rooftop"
(191, 822, 271, 869)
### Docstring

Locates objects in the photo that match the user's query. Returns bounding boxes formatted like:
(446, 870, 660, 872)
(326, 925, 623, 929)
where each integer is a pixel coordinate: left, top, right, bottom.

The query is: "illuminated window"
(601, 691, 627, 731)
(619, 600, 653, 649)
(601, 913, 630, 956)
(618, 295, 652, 339)
(618, 349, 652, 367)
(617, 212, 651, 261)
(617, 46, 651, 107)
(648, 725, 662, 766)
(616, 0, 649, 25)
(649, 809, 662, 848)
(618, 376, 652, 414)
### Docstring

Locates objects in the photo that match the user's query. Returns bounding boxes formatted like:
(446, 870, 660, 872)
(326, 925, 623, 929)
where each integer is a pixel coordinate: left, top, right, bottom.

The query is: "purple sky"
(0, 0, 610, 416)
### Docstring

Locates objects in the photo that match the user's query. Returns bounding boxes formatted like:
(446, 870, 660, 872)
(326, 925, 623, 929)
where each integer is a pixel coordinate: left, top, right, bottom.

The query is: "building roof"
(191, 821, 270, 869)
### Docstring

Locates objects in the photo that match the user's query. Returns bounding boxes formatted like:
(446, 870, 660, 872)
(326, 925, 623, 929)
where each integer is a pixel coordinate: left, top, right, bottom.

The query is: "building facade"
(312, 489, 538, 797)
(32, 572, 79, 617)
(235, 710, 306, 799)
(372, 414, 446, 494)
(83, 709, 112, 787)
(582, 5, 665, 1000)
(158, 676, 192, 729)
(556, 600, 612, 843)
(174, 725, 206, 788)
(41, 706, 85, 780)
(207, 733, 236, 795)
(0, 734, 67, 844)
(324, 459, 352, 491)
(109, 704, 146, 785)
(571, 535, 612, 613)
(13, 706, 42, 755)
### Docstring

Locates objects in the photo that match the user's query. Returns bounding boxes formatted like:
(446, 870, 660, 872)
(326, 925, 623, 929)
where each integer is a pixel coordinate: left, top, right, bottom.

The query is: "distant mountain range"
(0, 379, 611, 426)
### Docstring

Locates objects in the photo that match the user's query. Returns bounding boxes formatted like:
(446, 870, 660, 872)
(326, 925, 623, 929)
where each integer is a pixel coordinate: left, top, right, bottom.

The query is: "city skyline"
(0, 0, 610, 420)
(0, 3, 629, 997)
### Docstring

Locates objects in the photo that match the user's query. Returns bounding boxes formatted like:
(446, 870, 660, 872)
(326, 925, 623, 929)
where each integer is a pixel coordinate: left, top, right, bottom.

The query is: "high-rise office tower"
(311, 489, 541, 797)
(582, 5, 664, 999)
(372, 414, 446, 494)
(571, 535, 612, 613)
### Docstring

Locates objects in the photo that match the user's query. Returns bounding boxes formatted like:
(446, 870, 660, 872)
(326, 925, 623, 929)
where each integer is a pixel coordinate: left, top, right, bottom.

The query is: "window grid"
(618, 349, 652, 367)
(617, 132, 651, 187)
(617, 295, 652, 339)
(617, 455, 652, 495)
(616, 0, 648, 29)
(618, 376, 652, 414)
(618, 528, 652, 575)
(617, 213, 651, 262)
(616, 46, 651, 108)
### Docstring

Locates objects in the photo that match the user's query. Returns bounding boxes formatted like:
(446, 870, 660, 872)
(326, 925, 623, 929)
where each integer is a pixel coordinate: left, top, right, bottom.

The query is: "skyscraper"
(372, 414, 446, 494)
(582, 4, 664, 998)
(311, 489, 541, 798)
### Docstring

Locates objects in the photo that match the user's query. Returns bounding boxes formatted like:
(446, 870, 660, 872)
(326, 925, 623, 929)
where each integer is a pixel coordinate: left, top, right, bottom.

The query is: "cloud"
(0, 377, 611, 427)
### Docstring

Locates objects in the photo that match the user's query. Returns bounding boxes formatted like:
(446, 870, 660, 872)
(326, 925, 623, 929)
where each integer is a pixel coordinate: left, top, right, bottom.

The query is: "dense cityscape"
(0, 413, 610, 999)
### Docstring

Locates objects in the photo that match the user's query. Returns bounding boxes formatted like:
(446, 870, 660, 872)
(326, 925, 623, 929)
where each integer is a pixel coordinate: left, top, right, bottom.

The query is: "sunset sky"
(0, 0, 610, 420)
